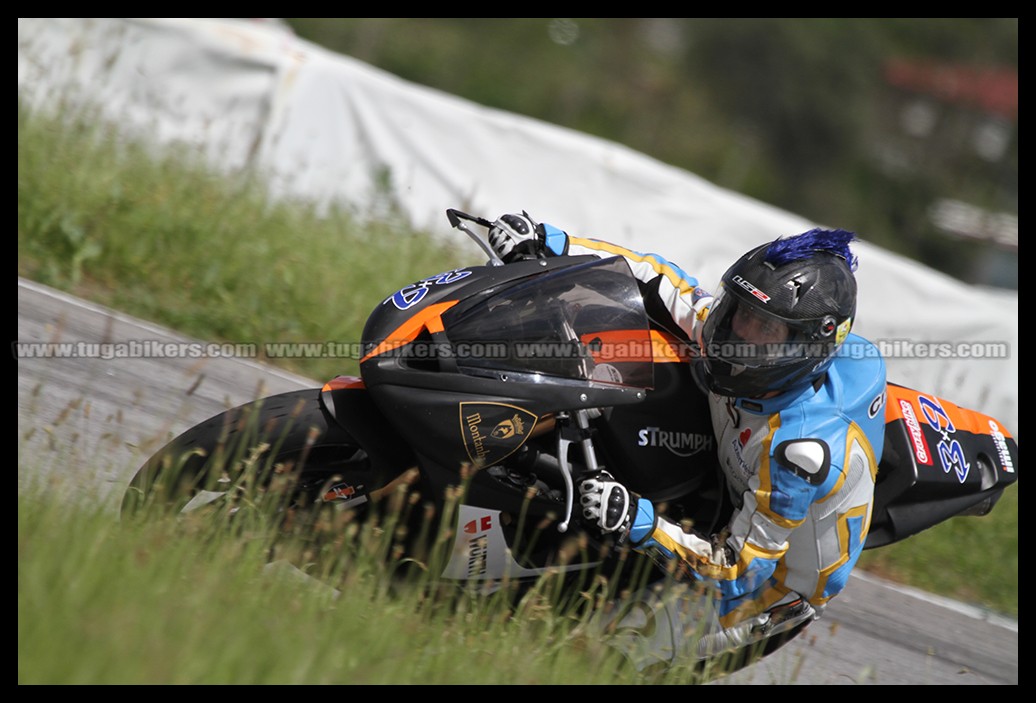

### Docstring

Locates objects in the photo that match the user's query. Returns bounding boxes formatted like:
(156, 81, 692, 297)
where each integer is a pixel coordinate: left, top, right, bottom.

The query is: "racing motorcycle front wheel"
(119, 388, 418, 534)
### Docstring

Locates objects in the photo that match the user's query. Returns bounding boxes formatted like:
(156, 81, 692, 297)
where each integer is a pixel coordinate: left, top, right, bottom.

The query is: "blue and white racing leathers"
(554, 231, 887, 661)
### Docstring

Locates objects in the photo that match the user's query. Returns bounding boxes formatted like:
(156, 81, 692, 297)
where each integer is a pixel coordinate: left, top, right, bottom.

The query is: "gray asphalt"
(17, 277, 1018, 685)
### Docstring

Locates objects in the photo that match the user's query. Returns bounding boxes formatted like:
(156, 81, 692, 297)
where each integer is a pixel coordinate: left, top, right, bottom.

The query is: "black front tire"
(120, 388, 382, 520)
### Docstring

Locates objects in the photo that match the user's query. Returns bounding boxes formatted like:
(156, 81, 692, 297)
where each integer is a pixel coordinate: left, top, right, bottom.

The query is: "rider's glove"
(488, 211, 568, 263)
(578, 470, 651, 545)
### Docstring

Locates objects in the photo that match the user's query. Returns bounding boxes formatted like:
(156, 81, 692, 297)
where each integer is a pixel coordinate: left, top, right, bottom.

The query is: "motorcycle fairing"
(885, 383, 1016, 479)
(362, 255, 654, 387)
(867, 383, 1019, 548)
(360, 256, 657, 476)
(440, 503, 597, 584)
(359, 300, 459, 363)
(319, 376, 418, 479)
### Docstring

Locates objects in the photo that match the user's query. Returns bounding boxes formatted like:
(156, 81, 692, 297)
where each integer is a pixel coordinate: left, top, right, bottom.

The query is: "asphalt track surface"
(17, 277, 1019, 685)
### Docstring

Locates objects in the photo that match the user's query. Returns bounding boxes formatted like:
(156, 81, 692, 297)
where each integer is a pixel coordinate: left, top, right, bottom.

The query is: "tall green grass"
(17, 89, 1016, 680)
(24, 446, 758, 685)
(18, 479, 650, 685)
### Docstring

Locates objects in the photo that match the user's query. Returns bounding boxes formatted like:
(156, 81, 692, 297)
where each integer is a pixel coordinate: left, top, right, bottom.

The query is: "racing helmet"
(695, 228, 858, 398)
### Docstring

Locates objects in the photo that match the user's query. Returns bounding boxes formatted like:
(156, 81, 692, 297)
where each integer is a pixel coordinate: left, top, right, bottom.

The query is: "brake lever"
(446, 208, 505, 267)
(554, 409, 601, 533)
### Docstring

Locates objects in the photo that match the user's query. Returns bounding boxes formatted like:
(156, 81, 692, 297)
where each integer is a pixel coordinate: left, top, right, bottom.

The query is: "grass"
(17, 99, 1017, 683)
(856, 486, 1018, 614)
(17, 481, 644, 685)
(21, 453, 734, 685)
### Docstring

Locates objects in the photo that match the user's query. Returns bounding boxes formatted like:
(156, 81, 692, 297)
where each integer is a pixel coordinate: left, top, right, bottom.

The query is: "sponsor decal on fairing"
(637, 426, 714, 457)
(988, 419, 1015, 474)
(459, 402, 538, 467)
(897, 398, 933, 466)
(386, 269, 473, 310)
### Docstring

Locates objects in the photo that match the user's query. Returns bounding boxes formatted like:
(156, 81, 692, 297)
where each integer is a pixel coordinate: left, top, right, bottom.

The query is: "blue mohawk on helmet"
(764, 228, 859, 272)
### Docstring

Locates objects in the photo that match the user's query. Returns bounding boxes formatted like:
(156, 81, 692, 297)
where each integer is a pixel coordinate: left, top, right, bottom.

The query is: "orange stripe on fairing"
(321, 375, 365, 392)
(884, 383, 1014, 439)
(359, 300, 459, 363)
(579, 329, 692, 364)
(884, 384, 936, 423)
(651, 329, 695, 362)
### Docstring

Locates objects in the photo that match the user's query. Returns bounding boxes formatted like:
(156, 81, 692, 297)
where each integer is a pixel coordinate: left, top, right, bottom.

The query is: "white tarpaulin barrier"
(18, 18, 1018, 436)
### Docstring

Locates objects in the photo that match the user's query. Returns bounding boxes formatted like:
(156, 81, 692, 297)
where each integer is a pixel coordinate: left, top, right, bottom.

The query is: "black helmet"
(696, 228, 858, 398)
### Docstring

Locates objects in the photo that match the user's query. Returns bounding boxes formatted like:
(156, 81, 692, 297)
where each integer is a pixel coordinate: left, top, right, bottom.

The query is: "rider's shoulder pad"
(773, 439, 831, 486)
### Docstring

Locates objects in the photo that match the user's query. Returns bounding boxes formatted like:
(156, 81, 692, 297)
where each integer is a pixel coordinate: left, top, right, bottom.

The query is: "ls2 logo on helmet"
(732, 275, 771, 303)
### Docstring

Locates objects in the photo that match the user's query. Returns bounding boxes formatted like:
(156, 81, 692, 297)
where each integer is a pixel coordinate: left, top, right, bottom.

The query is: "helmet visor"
(701, 288, 834, 369)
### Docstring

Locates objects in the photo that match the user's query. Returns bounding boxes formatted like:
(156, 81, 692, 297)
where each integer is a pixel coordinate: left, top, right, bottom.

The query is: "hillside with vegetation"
(284, 18, 1018, 288)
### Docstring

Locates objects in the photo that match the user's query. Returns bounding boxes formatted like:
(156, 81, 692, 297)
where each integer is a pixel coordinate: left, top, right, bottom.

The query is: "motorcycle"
(121, 208, 1019, 673)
